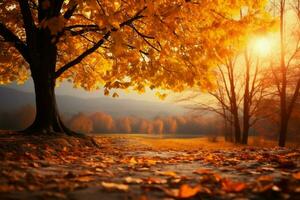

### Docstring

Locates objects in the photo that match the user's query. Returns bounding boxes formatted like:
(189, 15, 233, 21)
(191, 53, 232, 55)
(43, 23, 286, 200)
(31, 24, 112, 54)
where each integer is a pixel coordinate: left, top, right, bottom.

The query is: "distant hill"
(0, 87, 186, 118)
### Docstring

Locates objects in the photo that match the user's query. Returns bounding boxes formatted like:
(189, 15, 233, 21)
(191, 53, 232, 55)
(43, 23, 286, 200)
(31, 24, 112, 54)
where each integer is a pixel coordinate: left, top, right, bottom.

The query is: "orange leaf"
(101, 182, 129, 191)
(162, 184, 207, 199)
(144, 177, 167, 184)
(292, 172, 300, 180)
(178, 184, 201, 198)
(112, 92, 119, 98)
(155, 171, 178, 178)
(193, 168, 212, 175)
(129, 157, 138, 165)
(221, 179, 247, 192)
(257, 175, 274, 182)
(76, 176, 95, 182)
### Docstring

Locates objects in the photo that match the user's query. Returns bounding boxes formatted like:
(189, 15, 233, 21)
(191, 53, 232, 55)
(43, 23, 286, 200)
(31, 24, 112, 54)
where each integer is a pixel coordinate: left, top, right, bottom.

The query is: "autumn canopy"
(0, 0, 269, 134)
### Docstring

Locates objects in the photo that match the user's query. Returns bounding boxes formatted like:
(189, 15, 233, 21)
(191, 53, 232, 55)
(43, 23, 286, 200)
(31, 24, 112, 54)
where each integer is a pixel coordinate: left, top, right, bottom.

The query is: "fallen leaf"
(221, 179, 247, 192)
(31, 162, 39, 168)
(129, 157, 138, 165)
(193, 168, 212, 175)
(292, 172, 300, 180)
(155, 171, 178, 178)
(124, 176, 143, 184)
(212, 173, 222, 182)
(254, 183, 281, 193)
(163, 184, 209, 199)
(147, 159, 157, 165)
(257, 175, 274, 182)
(144, 177, 167, 184)
(260, 167, 275, 172)
(95, 168, 103, 172)
(205, 154, 215, 161)
(101, 182, 129, 191)
(76, 176, 95, 182)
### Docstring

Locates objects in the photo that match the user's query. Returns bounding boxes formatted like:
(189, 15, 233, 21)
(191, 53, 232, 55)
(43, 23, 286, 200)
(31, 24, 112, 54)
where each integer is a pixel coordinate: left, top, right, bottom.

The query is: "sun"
(251, 37, 272, 57)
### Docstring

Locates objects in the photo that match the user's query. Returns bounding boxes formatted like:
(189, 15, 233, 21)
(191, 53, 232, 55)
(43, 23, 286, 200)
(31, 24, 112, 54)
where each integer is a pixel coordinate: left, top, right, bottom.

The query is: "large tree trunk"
(224, 118, 230, 142)
(23, 29, 75, 135)
(230, 75, 241, 143)
(278, 115, 288, 147)
(227, 59, 241, 143)
(278, 0, 287, 147)
(233, 110, 241, 143)
(25, 71, 62, 134)
(24, 69, 73, 135)
(242, 119, 249, 144)
(242, 104, 249, 145)
(242, 51, 250, 145)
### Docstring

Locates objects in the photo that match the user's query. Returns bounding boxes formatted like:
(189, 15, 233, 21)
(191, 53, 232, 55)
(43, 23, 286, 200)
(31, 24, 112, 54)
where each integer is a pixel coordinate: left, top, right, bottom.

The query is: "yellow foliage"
(0, 0, 271, 98)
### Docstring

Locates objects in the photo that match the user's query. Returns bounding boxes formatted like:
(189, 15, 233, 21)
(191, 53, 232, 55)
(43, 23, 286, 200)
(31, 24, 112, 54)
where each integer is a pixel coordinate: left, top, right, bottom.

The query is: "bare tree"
(273, 0, 300, 147)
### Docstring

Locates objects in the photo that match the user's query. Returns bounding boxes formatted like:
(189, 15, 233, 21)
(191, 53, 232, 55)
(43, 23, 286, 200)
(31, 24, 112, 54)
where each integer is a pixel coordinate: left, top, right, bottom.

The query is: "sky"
(2, 79, 191, 118)
(6, 78, 168, 102)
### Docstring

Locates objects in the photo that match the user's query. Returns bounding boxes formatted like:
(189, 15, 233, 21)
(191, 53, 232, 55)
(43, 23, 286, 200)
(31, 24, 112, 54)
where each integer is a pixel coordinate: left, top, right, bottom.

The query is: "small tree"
(69, 112, 93, 133)
(270, 0, 300, 146)
(178, 3, 273, 144)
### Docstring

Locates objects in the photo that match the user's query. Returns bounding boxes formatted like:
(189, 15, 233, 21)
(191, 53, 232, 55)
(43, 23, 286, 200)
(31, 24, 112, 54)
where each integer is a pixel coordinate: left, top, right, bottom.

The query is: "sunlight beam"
(251, 37, 272, 57)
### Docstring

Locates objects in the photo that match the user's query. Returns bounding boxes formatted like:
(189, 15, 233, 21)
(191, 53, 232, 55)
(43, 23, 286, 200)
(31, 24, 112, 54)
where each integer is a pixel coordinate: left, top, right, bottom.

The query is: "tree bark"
(242, 51, 250, 145)
(25, 71, 59, 133)
(278, 115, 288, 147)
(233, 109, 241, 143)
(23, 28, 75, 135)
(228, 61, 241, 143)
(24, 67, 74, 135)
(242, 97, 250, 144)
(278, 0, 288, 147)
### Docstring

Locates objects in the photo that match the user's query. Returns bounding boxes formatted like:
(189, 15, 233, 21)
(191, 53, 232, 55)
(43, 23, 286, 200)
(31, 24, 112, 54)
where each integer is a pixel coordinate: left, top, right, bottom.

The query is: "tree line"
(1, 104, 300, 146)
(0, 105, 222, 135)
(180, 0, 300, 147)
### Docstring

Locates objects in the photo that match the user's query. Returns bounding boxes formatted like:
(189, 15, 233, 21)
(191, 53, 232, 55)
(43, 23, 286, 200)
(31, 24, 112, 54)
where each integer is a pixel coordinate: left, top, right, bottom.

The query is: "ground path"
(0, 132, 300, 199)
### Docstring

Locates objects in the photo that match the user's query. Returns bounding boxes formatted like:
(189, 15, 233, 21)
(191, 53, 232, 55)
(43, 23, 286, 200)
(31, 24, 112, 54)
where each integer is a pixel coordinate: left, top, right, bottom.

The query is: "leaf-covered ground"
(0, 131, 300, 200)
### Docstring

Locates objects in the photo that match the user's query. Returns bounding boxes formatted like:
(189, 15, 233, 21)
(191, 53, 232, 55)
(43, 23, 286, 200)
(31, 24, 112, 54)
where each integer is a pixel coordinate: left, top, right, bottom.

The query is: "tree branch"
(55, 31, 110, 79)
(55, 7, 146, 79)
(64, 4, 77, 20)
(66, 24, 99, 29)
(130, 25, 159, 52)
(64, 24, 105, 36)
(0, 23, 30, 63)
(18, 0, 36, 47)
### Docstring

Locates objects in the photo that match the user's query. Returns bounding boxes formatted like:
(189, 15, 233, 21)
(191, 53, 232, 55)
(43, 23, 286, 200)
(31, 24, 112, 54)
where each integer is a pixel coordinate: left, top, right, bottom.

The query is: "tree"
(178, 13, 272, 144)
(153, 118, 164, 134)
(241, 48, 268, 144)
(90, 112, 115, 133)
(209, 57, 243, 143)
(68, 112, 93, 133)
(270, 0, 300, 147)
(0, 0, 269, 135)
(0, 105, 35, 130)
(1, 0, 154, 134)
(213, 7, 273, 144)
(116, 117, 132, 133)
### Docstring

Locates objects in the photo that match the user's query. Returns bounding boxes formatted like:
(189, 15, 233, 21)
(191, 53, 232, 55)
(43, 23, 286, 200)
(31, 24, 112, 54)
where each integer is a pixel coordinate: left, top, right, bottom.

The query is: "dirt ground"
(0, 131, 300, 200)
